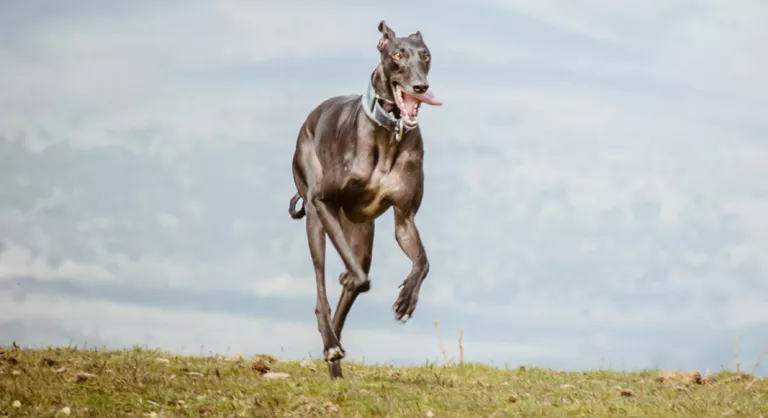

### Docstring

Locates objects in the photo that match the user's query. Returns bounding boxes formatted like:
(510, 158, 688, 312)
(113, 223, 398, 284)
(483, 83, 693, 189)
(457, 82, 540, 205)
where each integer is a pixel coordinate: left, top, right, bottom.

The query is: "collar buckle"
(395, 119, 404, 142)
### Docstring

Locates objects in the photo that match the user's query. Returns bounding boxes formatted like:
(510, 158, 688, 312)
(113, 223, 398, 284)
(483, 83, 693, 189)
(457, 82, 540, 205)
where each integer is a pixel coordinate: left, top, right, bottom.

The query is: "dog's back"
(308, 94, 362, 138)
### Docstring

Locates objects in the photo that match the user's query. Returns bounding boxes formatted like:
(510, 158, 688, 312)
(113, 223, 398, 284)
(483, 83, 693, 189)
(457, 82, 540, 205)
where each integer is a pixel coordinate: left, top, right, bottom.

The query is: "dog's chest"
(342, 157, 407, 222)
(340, 132, 421, 222)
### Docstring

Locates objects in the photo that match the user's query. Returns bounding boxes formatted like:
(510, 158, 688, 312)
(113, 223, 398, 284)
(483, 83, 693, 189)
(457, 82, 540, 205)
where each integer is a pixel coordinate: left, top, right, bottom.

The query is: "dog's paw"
(323, 346, 345, 362)
(393, 282, 418, 323)
(339, 272, 371, 293)
(394, 313, 411, 323)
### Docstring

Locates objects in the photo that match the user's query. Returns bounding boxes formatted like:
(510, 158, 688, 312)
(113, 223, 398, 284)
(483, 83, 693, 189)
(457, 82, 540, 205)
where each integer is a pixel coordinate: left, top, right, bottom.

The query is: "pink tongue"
(409, 90, 444, 106)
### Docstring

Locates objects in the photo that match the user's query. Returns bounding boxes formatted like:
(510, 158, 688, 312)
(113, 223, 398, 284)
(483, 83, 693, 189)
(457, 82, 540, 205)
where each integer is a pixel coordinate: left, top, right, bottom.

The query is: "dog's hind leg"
(295, 136, 345, 366)
(328, 212, 375, 378)
(305, 203, 344, 364)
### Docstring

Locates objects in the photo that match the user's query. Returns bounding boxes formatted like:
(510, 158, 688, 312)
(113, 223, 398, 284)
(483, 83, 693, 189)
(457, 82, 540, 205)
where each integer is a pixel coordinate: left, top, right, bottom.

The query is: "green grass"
(1, 345, 766, 417)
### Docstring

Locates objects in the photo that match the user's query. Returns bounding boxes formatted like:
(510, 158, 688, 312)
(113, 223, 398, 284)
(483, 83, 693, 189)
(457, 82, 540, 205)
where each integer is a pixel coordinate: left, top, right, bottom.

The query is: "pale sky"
(1, 0, 767, 374)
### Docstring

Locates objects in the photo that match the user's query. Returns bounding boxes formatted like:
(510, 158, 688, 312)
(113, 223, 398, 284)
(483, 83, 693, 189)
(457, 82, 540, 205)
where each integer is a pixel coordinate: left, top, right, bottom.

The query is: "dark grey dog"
(288, 20, 443, 379)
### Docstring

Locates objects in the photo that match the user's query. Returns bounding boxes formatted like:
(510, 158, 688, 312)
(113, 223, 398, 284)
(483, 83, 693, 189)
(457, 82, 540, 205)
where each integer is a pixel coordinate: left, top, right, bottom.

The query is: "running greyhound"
(288, 20, 443, 379)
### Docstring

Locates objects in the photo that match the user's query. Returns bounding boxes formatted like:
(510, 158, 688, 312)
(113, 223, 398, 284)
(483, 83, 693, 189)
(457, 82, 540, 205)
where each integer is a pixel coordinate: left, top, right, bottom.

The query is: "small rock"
(12, 400, 21, 408)
(74, 372, 96, 382)
(262, 372, 290, 380)
(155, 358, 170, 365)
(425, 411, 435, 417)
(251, 357, 273, 374)
(252, 354, 278, 363)
(508, 394, 518, 403)
(323, 401, 340, 412)
(300, 359, 318, 371)
(656, 370, 704, 385)
(619, 388, 634, 397)
(40, 358, 58, 367)
(560, 384, 574, 389)
(55, 366, 67, 373)
(12, 370, 21, 376)
(57, 406, 71, 416)
(187, 371, 203, 377)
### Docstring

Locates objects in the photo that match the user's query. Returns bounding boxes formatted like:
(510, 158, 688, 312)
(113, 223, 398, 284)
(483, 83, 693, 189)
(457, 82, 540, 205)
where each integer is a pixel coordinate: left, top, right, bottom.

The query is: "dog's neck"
(361, 65, 417, 141)
(371, 66, 396, 113)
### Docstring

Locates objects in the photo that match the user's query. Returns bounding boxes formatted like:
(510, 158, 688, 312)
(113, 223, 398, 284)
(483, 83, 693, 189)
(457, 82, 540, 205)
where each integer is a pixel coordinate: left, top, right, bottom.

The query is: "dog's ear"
(378, 20, 396, 38)
(408, 31, 423, 42)
(377, 20, 396, 51)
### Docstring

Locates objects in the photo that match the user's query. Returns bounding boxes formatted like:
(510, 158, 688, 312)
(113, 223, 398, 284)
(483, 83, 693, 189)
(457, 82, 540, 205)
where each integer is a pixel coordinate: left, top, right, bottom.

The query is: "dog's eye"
(392, 52, 403, 61)
(423, 53, 430, 63)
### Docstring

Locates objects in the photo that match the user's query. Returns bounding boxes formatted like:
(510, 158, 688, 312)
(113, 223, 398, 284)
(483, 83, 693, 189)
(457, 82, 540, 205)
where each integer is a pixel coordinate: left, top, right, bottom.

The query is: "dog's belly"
(342, 175, 401, 223)
(343, 190, 392, 223)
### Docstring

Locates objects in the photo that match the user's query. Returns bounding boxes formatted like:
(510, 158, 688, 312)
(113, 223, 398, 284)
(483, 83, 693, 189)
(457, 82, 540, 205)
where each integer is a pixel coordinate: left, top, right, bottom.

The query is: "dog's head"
(376, 20, 443, 127)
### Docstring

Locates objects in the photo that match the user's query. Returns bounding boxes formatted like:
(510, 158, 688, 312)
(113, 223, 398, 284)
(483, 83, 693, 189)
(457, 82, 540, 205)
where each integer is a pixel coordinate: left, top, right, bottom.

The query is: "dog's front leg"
(310, 194, 371, 293)
(392, 208, 430, 322)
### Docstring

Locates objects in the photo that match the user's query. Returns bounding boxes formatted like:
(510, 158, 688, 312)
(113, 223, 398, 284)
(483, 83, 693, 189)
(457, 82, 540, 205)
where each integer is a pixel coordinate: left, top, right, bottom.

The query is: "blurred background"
(1, 0, 767, 373)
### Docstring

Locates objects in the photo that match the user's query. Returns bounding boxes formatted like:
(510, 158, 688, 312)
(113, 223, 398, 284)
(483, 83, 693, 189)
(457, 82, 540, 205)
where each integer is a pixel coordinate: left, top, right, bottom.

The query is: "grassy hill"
(1, 345, 766, 417)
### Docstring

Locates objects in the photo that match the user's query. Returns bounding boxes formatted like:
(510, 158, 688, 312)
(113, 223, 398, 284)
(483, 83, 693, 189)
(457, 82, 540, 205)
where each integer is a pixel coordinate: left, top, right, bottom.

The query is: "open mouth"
(393, 84, 443, 127)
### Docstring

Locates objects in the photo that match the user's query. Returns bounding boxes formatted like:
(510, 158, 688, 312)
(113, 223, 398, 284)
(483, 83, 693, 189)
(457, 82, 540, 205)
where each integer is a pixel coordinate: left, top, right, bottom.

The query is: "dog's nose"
(412, 84, 429, 94)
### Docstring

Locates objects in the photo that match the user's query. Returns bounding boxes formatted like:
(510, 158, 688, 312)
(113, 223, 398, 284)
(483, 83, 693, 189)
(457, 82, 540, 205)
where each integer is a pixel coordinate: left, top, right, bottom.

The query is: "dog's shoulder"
(322, 94, 361, 108)
(315, 94, 362, 119)
(307, 94, 360, 118)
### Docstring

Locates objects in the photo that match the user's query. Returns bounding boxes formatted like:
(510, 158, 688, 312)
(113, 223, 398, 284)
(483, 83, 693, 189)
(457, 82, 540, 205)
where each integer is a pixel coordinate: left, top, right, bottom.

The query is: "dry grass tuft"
(433, 320, 449, 366)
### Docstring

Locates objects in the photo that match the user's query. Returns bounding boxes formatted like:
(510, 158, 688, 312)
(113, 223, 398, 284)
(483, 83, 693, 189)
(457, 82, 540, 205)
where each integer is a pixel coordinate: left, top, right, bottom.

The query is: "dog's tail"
(288, 192, 306, 219)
